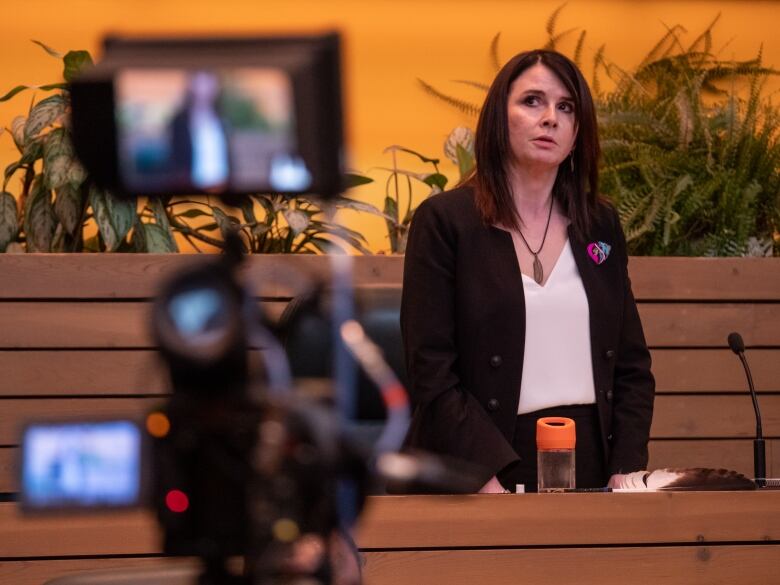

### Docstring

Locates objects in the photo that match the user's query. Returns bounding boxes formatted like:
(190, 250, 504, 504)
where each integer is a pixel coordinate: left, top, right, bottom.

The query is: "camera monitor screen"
(115, 67, 311, 194)
(70, 33, 344, 199)
(21, 420, 143, 510)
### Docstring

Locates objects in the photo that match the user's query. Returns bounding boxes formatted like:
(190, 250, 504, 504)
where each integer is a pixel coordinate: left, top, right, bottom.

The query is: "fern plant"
(416, 9, 780, 256)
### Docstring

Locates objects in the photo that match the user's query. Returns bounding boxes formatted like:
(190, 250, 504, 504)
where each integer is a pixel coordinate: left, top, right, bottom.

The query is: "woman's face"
(506, 63, 578, 173)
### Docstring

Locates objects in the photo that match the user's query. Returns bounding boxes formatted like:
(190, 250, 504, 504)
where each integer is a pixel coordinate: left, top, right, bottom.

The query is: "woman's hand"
(478, 475, 508, 493)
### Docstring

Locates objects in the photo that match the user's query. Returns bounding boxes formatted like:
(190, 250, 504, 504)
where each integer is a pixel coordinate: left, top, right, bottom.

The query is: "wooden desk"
(1, 492, 779, 584)
(357, 492, 780, 584)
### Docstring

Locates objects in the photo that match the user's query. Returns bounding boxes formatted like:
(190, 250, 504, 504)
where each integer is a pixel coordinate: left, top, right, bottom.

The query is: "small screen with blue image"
(22, 420, 142, 509)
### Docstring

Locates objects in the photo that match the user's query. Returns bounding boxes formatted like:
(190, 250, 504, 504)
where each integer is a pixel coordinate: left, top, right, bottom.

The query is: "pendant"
(532, 254, 544, 284)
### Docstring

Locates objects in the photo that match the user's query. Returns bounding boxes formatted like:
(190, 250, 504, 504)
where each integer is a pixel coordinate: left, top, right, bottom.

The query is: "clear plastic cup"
(536, 417, 575, 493)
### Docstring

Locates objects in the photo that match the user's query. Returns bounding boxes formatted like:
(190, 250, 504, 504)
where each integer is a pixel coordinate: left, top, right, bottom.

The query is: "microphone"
(728, 332, 766, 487)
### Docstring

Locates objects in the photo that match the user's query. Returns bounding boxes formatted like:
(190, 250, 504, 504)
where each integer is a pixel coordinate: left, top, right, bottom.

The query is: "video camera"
(18, 32, 481, 585)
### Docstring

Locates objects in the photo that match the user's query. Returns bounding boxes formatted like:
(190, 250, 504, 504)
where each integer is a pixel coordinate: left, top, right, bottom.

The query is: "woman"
(401, 50, 655, 493)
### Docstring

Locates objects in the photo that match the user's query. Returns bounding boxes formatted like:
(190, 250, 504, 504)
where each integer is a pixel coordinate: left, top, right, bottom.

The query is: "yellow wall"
(2, 0, 778, 253)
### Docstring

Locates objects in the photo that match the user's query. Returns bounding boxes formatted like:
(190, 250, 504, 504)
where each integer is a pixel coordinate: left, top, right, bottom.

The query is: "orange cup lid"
(536, 417, 576, 450)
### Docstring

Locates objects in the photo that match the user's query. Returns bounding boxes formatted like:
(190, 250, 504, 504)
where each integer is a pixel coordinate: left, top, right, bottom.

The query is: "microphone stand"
(729, 333, 766, 488)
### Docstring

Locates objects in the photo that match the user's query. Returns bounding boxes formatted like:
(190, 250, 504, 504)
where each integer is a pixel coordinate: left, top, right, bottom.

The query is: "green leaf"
(333, 196, 394, 221)
(89, 186, 136, 251)
(283, 209, 311, 236)
(176, 208, 211, 219)
(24, 94, 67, 142)
(31, 40, 62, 58)
(383, 144, 441, 165)
(0, 192, 19, 252)
(10, 116, 26, 151)
(24, 176, 55, 252)
(211, 207, 238, 240)
(54, 183, 82, 235)
(0, 83, 66, 103)
(43, 127, 74, 189)
(149, 197, 172, 231)
(240, 199, 257, 224)
(139, 222, 178, 253)
(20, 139, 44, 165)
(63, 50, 94, 82)
(0, 85, 34, 102)
(344, 173, 374, 188)
(423, 172, 449, 191)
(67, 160, 86, 186)
(4, 162, 24, 186)
(455, 144, 476, 180)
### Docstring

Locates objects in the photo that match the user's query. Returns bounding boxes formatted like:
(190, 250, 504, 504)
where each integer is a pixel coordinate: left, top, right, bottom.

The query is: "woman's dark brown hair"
(470, 49, 601, 240)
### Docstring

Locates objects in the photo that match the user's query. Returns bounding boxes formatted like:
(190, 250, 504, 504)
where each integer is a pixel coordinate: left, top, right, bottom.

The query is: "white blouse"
(513, 238, 596, 414)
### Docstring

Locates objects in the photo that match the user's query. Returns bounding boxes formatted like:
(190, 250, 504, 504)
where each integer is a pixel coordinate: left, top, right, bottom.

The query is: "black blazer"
(401, 186, 655, 485)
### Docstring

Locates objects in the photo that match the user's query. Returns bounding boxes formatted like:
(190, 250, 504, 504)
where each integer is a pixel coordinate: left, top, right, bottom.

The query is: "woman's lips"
(532, 136, 557, 148)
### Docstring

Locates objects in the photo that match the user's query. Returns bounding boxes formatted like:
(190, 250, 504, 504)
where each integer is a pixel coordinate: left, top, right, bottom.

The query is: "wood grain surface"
(1, 255, 777, 300)
(1, 439, 773, 496)
(2, 492, 779, 559)
(361, 545, 780, 585)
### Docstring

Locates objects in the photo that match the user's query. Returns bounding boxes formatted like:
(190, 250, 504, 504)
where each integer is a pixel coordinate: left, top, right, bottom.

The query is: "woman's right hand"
(478, 475, 508, 493)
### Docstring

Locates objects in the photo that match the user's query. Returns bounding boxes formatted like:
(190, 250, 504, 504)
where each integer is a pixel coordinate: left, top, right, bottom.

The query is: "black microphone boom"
(728, 332, 766, 487)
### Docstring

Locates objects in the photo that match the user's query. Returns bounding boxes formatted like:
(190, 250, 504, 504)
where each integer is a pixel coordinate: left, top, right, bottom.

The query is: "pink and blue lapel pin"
(587, 241, 611, 265)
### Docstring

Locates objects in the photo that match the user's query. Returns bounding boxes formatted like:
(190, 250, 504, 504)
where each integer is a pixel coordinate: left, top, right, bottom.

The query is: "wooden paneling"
(651, 349, 780, 392)
(0, 350, 273, 397)
(356, 492, 780, 549)
(1, 395, 772, 450)
(1, 255, 777, 300)
(627, 257, 780, 301)
(362, 545, 780, 585)
(648, 439, 779, 477)
(0, 303, 152, 349)
(0, 448, 16, 493)
(2, 493, 779, 558)
(0, 504, 158, 557)
(2, 348, 777, 398)
(3, 301, 778, 349)
(0, 558, 197, 585)
(651, 395, 780, 439)
(639, 303, 780, 347)
(0, 398, 163, 444)
(0, 351, 168, 397)
(0, 394, 774, 453)
(0, 255, 406, 299)
(0, 301, 289, 349)
(0, 439, 772, 494)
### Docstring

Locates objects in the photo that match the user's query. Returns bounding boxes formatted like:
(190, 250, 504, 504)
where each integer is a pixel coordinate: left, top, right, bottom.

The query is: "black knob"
(489, 355, 503, 368)
(487, 398, 500, 412)
(605, 349, 616, 359)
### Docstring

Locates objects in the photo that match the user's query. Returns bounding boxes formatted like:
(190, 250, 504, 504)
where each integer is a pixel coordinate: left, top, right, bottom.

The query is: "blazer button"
(489, 355, 503, 368)
(606, 390, 614, 402)
(487, 398, 500, 412)
(605, 349, 616, 359)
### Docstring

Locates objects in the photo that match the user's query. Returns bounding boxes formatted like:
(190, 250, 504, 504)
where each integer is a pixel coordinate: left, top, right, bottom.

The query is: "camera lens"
(167, 287, 229, 349)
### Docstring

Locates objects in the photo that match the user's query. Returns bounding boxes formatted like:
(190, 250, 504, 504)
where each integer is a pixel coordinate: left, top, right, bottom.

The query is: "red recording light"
(165, 489, 190, 513)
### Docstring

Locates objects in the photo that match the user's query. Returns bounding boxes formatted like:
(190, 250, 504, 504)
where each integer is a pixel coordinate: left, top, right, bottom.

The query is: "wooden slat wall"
(0, 255, 778, 584)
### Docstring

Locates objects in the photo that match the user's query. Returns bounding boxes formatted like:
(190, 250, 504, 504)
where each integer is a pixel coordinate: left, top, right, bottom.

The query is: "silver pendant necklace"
(516, 196, 554, 285)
